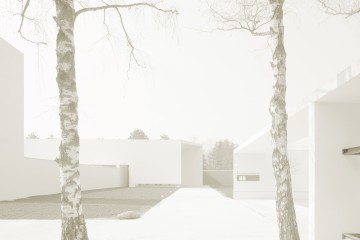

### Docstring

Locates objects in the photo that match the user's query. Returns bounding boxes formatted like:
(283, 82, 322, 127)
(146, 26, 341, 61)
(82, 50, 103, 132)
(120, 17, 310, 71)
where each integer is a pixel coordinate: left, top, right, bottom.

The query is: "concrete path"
(0, 187, 308, 240)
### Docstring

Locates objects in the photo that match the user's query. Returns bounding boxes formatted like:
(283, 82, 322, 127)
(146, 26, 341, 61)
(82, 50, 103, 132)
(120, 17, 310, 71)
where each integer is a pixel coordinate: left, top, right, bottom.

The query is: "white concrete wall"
(0, 38, 24, 200)
(25, 139, 184, 166)
(0, 38, 23, 164)
(289, 150, 309, 200)
(234, 153, 275, 199)
(0, 156, 127, 201)
(25, 139, 203, 187)
(25, 139, 128, 165)
(309, 103, 360, 240)
(0, 38, 127, 201)
(181, 145, 203, 186)
(234, 151, 308, 200)
(129, 140, 182, 187)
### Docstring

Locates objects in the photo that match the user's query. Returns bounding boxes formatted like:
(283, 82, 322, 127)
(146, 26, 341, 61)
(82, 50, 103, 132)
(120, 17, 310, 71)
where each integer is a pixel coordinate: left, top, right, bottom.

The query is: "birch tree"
(16, 1, 177, 239)
(210, 1, 300, 239)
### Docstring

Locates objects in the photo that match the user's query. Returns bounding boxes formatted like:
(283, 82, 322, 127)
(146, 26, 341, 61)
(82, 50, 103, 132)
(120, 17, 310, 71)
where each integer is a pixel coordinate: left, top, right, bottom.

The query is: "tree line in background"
(203, 139, 237, 170)
(127, 129, 170, 140)
(26, 129, 169, 140)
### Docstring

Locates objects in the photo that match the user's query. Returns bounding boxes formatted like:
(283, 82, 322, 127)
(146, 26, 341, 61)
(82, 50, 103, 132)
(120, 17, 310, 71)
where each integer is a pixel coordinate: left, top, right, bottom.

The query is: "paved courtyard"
(0, 187, 308, 240)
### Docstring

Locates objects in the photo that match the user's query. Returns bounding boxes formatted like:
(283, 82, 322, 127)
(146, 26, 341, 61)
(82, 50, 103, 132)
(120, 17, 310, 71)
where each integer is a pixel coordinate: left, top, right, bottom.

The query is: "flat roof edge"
(236, 60, 360, 153)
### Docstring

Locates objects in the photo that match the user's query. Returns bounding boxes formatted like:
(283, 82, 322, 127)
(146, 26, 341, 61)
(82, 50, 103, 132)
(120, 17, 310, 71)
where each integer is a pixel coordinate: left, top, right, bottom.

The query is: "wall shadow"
(0, 187, 178, 219)
(208, 185, 233, 199)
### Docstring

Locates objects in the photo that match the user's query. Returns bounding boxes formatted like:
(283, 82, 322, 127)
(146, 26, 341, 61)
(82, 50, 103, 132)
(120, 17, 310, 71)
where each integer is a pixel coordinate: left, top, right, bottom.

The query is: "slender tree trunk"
(54, 0, 88, 239)
(268, 0, 300, 239)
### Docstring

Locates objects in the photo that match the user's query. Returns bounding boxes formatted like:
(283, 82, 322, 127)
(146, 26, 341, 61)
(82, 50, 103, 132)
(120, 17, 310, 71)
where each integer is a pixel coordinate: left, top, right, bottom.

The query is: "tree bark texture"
(54, 0, 88, 239)
(268, 0, 300, 239)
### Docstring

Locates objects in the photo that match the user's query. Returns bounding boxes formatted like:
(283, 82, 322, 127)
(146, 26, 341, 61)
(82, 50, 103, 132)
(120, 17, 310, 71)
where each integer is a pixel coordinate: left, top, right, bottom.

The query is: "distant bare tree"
(47, 132, 55, 139)
(210, 1, 300, 239)
(160, 134, 170, 140)
(26, 132, 39, 139)
(15, 0, 177, 239)
(128, 129, 149, 139)
(318, 0, 360, 17)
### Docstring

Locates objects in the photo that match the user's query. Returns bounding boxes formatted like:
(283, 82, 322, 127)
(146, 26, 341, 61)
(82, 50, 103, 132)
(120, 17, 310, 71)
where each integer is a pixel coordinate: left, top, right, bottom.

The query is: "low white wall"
(309, 103, 360, 240)
(234, 153, 275, 199)
(0, 157, 127, 201)
(203, 170, 233, 186)
(181, 145, 203, 186)
(234, 151, 308, 200)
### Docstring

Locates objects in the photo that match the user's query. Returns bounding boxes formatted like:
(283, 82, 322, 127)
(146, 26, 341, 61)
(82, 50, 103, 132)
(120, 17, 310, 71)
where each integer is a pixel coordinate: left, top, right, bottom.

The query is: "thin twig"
(114, 7, 145, 70)
(18, 0, 47, 45)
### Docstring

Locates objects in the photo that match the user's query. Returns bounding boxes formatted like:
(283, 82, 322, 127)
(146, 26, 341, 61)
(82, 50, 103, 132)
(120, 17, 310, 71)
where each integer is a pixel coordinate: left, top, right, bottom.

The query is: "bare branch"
(76, 1, 176, 74)
(94, 0, 147, 73)
(75, 2, 178, 20)
(75, 0, 87, 9)
(318, 0, 360, 18)
(14, 12, 35, 21)
(212, 26, 270, 36)
(209, 1, 271, 37)
(18, 0, 47, 45)
(114, 7, 145, 71)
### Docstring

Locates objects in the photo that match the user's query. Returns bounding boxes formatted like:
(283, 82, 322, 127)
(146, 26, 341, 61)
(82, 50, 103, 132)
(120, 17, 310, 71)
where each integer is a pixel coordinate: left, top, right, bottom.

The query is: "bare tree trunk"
(268, 0, 300, 239)
(54, 0, 88, 239)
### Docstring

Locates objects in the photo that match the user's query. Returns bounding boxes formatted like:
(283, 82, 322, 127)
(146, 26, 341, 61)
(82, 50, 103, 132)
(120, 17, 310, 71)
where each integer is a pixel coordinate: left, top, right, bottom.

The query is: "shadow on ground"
(0, 187, 178, 219)
(208, 185, 233, 198)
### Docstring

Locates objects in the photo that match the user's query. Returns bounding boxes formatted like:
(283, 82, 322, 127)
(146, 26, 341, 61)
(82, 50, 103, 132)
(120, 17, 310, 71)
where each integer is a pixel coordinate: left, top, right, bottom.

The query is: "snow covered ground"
(0, 187, 308, 240)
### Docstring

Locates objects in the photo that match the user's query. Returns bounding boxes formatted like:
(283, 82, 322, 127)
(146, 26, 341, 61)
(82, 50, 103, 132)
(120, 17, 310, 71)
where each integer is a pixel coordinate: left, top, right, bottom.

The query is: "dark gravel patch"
(0, 187, 178, 219)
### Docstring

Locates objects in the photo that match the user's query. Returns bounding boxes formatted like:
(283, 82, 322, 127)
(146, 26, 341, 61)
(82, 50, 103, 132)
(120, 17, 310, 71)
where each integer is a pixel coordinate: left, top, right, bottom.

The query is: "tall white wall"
(25, 139, 205, 187)
(0, 39, 23, 163)
(181, 145, 203, 186)
(0, 38, 127, 201)
(25, 139, 185, 167)
(25, 139, 203, 187)
(25, 139, 128, 165)
(129, 140, 182, 187)
(309, 103, 360, 240)
(0, 38, 24, 200)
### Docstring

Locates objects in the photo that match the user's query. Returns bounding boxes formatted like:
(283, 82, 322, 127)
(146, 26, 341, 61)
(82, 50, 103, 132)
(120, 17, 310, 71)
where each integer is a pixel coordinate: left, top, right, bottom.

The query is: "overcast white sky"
(1, 0, 360, 146)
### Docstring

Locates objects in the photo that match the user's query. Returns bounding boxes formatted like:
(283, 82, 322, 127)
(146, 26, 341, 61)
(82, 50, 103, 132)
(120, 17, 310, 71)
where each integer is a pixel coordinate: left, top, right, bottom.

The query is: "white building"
(233, 107, 309, 201)
(234, 61, 360, 240)
(0, 37, 201, 202)
(25, 139, 203, 187)
(0, 38, 128, 201)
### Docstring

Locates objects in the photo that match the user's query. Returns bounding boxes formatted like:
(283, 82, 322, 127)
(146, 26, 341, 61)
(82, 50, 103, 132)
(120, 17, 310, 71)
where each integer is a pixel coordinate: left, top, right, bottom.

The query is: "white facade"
(308, 69, 360, 240)
(234, 107, 309, 201)
(234, 61, 360, 240)
(25, 139, 203, 187)
(0, 38, 127, 201)
(0, 37, 202, 201)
